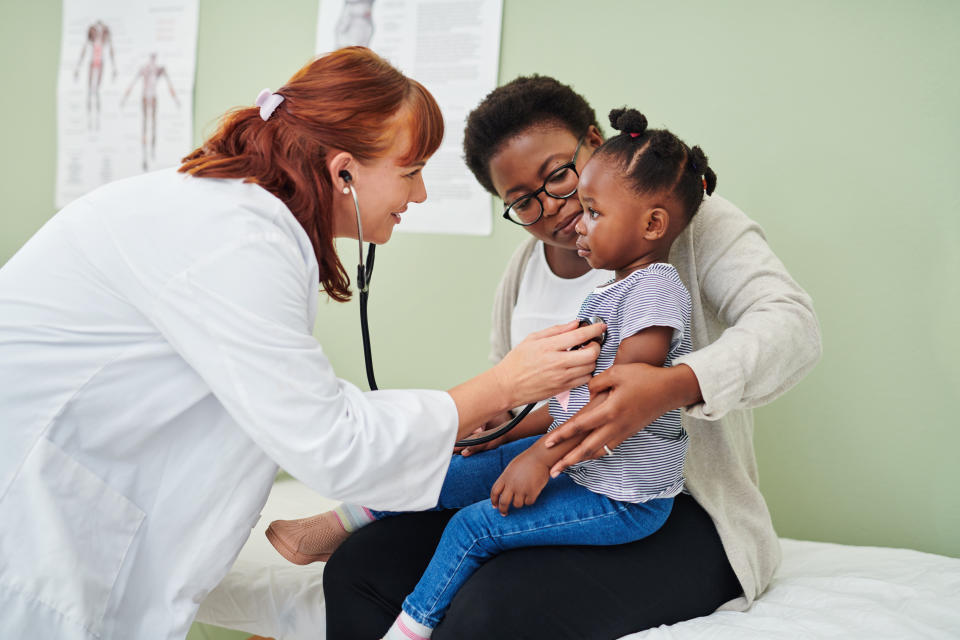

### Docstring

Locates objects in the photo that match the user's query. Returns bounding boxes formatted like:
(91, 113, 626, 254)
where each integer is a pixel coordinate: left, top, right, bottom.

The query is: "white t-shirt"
(510, 241, 614, 349)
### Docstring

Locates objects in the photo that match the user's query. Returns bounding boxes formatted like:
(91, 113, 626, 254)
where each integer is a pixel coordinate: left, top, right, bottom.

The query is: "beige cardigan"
(488, 194, 822, 610)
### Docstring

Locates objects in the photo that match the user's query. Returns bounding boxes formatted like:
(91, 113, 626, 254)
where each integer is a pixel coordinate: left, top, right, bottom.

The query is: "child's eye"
(588, 207, 600, 219)
(404, 169, 422, 178)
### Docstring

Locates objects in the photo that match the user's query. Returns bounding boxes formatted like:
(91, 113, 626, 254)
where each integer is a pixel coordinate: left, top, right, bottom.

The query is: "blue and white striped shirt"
(548, 262, 693, 503)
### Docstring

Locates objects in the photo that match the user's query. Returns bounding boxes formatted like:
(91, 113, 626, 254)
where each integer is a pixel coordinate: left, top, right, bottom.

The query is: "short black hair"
(463, 75, 599, 195)
(596, 107, 717, 220)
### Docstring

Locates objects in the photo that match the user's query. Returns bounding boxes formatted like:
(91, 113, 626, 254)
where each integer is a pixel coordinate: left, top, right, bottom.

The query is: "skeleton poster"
(316, 0, 503, 236)
(57, 0, 198, 207)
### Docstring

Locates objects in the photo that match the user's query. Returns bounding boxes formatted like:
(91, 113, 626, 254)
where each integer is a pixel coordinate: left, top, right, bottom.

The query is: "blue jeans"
(372, 436, 674, 629)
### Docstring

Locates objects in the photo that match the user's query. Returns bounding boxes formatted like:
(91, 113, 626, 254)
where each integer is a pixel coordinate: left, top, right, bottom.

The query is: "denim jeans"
(372, 436, 674, 629)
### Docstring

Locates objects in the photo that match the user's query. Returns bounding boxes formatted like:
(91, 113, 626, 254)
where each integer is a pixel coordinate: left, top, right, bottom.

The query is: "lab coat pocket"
(0, 437, 145, 637)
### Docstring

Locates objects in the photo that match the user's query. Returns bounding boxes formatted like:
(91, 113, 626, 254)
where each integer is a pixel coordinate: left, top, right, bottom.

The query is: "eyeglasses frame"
(501, 134, 587, 227)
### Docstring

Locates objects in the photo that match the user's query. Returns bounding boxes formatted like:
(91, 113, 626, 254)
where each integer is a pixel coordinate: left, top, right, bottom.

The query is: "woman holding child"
(314, 76, 823, 638)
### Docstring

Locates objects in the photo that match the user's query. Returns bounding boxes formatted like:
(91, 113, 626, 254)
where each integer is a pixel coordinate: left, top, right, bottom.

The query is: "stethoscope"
(339, 169, 605, 448)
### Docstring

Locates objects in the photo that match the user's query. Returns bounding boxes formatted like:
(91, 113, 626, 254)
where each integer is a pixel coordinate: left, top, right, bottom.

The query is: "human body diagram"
(121, 53, 180, 171)
(336, 0, 375, 47)
(74, 20, 117, 131)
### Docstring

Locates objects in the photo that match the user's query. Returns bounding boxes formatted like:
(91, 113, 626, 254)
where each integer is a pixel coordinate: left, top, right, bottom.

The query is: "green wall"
(2, 1, 958, 637)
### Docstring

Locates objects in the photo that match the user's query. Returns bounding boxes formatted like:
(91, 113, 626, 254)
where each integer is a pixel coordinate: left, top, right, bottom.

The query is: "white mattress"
(197, 479, 960, 639)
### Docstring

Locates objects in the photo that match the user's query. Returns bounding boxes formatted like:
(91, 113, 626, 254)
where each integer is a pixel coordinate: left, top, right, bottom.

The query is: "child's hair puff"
(599, 107, 717, 220)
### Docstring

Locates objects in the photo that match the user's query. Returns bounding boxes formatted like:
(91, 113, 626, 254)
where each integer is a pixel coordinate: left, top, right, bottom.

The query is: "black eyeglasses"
(502, 135, 586, 226)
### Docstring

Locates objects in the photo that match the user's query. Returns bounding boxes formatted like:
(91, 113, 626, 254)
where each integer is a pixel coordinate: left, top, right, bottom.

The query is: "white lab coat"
(0, 169, 458, 639)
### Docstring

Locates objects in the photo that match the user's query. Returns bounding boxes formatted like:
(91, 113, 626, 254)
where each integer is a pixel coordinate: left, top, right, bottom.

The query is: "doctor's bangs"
(396, 80, 445, 166)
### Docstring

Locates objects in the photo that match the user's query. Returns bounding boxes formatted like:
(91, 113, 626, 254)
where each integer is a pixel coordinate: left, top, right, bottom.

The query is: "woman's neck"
(543, 243, 592, 279)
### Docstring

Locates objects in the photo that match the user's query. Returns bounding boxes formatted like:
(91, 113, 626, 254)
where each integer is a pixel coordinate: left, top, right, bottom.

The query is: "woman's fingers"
(454, 426, 484, 455)
(550, 426, 621, 477)
(526, 319, 580, 339)
(547, 321, 606, 351)
(585, 366, 618, 394)
(544, 394, 608, 449)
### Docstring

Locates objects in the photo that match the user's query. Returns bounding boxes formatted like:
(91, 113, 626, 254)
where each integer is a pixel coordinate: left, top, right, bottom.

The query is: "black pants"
(324, 492, 742, 639)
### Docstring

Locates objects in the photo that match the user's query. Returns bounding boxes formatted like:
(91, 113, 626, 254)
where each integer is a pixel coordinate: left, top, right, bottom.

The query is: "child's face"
(574, 157, 668, 275)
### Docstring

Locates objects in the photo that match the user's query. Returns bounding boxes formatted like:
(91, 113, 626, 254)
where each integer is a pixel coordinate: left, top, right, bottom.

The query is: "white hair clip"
(255, 88, 285, 121)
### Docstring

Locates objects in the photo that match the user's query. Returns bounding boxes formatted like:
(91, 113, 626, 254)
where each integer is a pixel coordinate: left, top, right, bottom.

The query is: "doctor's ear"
(327, 152, 358, 194)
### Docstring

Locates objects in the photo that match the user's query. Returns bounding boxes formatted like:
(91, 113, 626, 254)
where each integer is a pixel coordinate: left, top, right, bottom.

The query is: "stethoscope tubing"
(347, 181, 534, 448)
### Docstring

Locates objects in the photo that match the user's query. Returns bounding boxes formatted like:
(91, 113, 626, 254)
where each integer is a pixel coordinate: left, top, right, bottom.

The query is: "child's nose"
(574, 215, 586, 235)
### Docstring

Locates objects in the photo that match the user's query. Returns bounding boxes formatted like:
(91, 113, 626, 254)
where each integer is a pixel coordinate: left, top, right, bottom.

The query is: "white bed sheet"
(197, 479, 960, 640)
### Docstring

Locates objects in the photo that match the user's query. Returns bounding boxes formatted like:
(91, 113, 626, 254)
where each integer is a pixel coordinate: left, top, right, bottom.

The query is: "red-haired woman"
(0, 47, 602, 640)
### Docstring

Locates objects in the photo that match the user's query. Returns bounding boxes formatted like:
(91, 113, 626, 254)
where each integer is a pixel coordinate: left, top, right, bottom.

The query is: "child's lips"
(575, 239, 590, 257)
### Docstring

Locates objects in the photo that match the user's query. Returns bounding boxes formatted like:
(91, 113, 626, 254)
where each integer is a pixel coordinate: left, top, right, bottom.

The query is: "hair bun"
(689, 145, 717, 195)
(689, 146, 707, 172)
(608, 107, 648, 137)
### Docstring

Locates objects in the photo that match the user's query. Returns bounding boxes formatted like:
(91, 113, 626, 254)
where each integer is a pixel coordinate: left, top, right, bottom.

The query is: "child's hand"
(490, 450, 551, 516)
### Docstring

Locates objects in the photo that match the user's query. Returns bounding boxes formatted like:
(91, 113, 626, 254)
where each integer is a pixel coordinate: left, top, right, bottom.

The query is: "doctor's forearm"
(448, 368, 516, 440)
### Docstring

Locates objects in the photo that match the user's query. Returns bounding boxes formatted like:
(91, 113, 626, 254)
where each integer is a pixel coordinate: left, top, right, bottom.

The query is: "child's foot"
(265, 511, 350, 565)
(382, 611, 433, 640)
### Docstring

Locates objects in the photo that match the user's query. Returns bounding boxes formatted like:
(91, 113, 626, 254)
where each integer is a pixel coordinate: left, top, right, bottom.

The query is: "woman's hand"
(492, 320, 604, 409)
(544, 363, 702, 477)
(490, 449, 551, 516)
(454, 416, 512, 456)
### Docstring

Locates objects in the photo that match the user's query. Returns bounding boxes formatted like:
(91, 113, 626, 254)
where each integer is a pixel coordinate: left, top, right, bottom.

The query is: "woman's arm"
(672, 197, 822, 417)
(491, 326, 674, 514)
(545, 196, 822, 470)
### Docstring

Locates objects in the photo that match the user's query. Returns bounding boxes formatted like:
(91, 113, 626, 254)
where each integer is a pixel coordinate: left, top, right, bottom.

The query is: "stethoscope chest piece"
(573, 316, 607, 350)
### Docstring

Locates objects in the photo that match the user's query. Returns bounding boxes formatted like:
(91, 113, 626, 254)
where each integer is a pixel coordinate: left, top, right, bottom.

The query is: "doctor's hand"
(544, 363, 702, 477)
(493, 320, 604, 409)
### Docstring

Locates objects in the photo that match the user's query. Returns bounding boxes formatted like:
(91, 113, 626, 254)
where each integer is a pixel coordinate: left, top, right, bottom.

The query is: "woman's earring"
(342, 187, 350, 194)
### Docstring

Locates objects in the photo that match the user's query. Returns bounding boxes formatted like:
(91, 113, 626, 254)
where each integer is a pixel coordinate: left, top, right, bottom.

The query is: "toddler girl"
(267, 106, 717, 639)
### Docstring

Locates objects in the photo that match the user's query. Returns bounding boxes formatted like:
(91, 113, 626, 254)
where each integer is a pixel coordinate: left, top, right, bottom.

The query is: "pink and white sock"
(382, 611, 433, 640)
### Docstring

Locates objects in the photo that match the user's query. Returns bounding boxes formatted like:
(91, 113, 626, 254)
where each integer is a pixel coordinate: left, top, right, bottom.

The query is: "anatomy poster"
(316, 0, 503, 236)
(56, 0, 198, 208)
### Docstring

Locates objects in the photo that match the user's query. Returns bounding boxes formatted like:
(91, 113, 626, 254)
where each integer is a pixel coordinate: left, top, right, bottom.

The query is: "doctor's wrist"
(488, 363, 521, 412)
(449, 367, 516, 440)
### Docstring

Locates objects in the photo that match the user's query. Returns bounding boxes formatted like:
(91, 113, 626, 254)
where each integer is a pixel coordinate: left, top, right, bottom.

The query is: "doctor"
(0, 47, 602, 639)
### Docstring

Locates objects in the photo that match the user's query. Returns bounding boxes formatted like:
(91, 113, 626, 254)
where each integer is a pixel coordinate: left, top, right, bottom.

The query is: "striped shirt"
(548, 262, 693, 503)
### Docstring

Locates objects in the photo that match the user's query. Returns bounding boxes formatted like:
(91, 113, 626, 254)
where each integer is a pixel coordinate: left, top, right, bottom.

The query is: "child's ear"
(643, 208, 669, 240)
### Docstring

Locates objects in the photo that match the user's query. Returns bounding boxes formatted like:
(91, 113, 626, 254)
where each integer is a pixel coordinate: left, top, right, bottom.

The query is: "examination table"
(196, 478, 960, 639)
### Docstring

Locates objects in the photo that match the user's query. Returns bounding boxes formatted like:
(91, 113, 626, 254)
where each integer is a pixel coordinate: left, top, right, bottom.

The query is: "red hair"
(179, 47, 444, 302)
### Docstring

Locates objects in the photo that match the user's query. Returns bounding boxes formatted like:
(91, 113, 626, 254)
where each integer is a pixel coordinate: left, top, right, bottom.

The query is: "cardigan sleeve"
(674, 197, 822, 420)
(488, 237, 538, 365)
